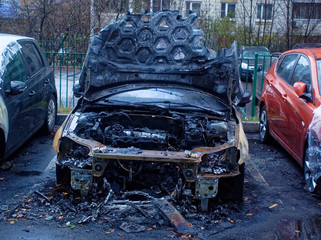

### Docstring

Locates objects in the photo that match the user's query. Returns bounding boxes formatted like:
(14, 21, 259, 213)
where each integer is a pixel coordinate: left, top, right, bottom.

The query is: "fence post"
(251, 53, 258, 117)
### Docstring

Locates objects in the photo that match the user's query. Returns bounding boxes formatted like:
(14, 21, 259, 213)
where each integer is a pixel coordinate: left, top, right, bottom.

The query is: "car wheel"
(259, 106, 271, 143)
(218, 163, 245, 202)
(304, 148, 321, 198)
(0, 131, 4, 162)
(43, 95, 57, 133)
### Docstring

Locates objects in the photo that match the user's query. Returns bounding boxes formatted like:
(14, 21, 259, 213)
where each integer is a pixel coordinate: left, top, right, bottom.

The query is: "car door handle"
(267, 79, 273, 85)
(45, 78, 50, 84)
(29, 90, 36, 96)
(282, 93, 287, 101)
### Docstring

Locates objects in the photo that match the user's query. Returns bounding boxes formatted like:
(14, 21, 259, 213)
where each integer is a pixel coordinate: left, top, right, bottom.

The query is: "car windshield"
(317, 60, 321, 95)
(242, 49, 270, 58)
(97, 88, 230, 116)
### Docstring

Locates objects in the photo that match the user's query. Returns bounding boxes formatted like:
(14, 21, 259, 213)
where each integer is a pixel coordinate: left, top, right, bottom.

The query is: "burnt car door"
(265, 54, 298, 147)
(18, 40, 48, 131)
(2, 50, 29, 155)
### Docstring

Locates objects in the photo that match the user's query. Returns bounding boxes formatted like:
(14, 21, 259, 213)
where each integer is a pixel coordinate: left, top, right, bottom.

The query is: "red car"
(259, 48, 321, 197)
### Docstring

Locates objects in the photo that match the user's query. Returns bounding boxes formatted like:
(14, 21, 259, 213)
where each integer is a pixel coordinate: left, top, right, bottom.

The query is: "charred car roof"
(75, 10, 245, 107)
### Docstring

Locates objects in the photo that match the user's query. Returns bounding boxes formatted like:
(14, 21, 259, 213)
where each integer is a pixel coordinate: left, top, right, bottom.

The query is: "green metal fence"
(44, 51, 86, 108)
(40, 39, 88, 108)
(239, 53, 280, 118)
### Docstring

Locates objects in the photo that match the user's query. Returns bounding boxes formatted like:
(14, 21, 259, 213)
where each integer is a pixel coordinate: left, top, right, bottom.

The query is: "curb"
(56, 114, 259, 133)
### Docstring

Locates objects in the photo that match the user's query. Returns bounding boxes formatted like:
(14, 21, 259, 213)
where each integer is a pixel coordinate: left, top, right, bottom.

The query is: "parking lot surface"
(0, 128, 320, 239)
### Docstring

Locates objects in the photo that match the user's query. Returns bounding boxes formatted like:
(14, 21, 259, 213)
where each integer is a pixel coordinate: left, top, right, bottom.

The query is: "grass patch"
(242, 116, 259, 122)
(58, 107, 72, 114)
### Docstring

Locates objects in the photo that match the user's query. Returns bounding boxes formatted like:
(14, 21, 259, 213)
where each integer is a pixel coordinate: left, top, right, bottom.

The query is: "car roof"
(0, 33, 34, 53)
(241, 46, 269, 51)
(282, 48, 321, 59)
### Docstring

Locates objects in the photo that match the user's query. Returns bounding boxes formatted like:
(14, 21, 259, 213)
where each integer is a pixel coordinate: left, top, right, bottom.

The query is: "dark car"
(239, 46, 271, 82)
(259, 47, 321, 197)
(53, 11, 251, 211)
(0, 34, 57, 162)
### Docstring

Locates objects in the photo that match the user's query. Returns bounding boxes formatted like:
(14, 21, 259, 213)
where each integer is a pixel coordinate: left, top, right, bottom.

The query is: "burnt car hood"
(75, 11, 245, 107)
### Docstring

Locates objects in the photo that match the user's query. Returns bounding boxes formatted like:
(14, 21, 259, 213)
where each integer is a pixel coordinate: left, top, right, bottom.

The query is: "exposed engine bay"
(74, 110, 229, 151)
(56, 105, 247, 211)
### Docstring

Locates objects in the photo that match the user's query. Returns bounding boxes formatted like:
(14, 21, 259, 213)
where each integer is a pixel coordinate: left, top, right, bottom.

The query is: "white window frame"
(221, 3, 236, 20)
(256, 3, 273, 21)
(186, 1, 202, 16)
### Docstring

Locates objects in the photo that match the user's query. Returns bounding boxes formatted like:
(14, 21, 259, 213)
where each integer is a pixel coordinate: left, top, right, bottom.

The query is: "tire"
(259, 106, 271, 143)
(218, 163, 245, 202)
(42, 95, 57, 134)
(304, 148, 321, 198)
(0, 131, 5, 162)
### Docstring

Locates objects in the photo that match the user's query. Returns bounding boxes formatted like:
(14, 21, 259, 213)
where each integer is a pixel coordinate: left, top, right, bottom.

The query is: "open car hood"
(75, 11, 245, 106)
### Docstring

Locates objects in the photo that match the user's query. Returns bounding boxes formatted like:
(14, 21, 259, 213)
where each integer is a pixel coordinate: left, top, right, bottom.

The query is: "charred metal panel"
(156, 198, 196, 235)
(75, 11, 244, 107)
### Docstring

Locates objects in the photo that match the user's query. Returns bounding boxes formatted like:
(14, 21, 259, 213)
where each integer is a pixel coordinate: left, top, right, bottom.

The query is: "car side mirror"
(237, 90, 252, 107)
(5, 81, 27, 95)
(294, 82, 306, 97)
(257, 65, 263, 72)
(294, 81, 313, 103)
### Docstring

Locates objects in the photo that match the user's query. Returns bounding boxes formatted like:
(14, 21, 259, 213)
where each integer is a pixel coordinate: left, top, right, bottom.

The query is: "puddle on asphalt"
(275, 216, 321, 239)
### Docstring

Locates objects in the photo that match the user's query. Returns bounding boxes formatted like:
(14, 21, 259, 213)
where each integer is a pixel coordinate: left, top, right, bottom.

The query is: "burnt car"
(0, 34, 57, 162)
(53, 11, 251, 210)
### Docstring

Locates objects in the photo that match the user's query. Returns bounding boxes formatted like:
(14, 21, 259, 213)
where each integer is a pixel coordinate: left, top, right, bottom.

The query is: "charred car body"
(53, 11, 250, 210)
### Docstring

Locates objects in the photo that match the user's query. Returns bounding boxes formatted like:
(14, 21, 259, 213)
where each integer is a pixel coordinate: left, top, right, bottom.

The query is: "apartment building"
(130, 0, 321, 37)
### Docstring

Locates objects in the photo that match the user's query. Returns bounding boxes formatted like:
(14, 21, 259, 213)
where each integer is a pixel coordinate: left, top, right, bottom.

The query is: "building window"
(257, 4, 273, 21)
(153, 0, 170, 12)
(186, 1, 201, 15)
(221, 3, 236, 19)
(293, 3, 321, 20)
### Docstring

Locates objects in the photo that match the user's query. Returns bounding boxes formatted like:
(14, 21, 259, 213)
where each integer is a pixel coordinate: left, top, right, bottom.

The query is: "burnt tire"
(42, 95, 57, 134)
(218, 163, 245, 202)
(259, 106, 271, 143)
(56, 163, 71, 187)
(304, 148, 321, 198)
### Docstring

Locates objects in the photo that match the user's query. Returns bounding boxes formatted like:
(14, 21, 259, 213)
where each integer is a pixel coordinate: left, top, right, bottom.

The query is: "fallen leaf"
(21, 209, 27, 212)
(9, 220, 15, 224)
(188, 222, 193, 227)
(295, 230, 300, 233)
(200, 227, 205, 230)
(66, 221, 71, 227)
(118, 234, 124, 237)
(71, 225, 76, 229)
(62, 192, 68, 196)
(269, 204, 278, 209)
(58, 216, 63, 220)
(246, 213, 253, 216)
(0, 178, 4, 181)
(228, 218, 235, 223)
(147, 227, 153, 231)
